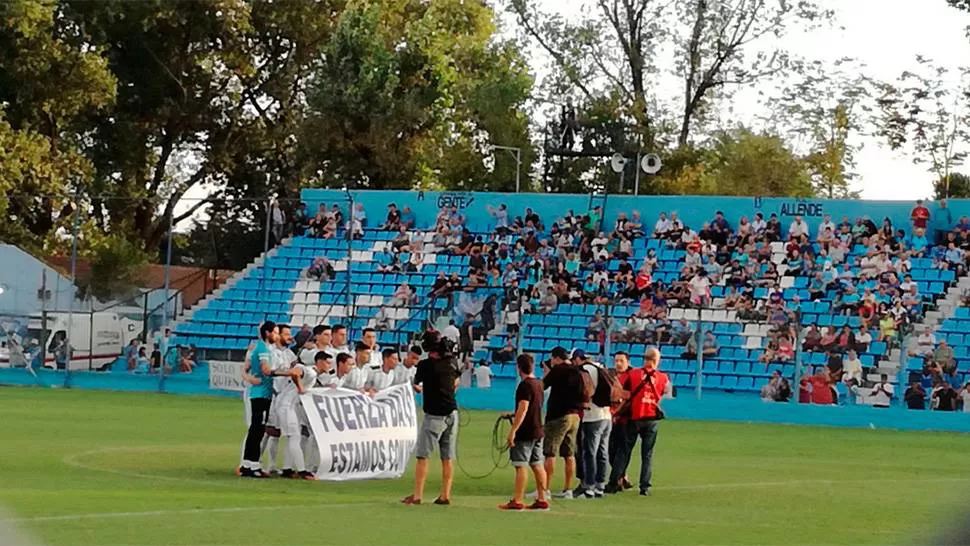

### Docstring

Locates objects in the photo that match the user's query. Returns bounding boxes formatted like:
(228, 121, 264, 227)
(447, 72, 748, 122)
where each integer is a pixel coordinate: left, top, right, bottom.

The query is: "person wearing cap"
(535, 346, 584, 500)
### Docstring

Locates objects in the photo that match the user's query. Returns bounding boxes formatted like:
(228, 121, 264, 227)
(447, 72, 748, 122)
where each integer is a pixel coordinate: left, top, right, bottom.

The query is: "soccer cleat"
(298, 471, 315, 480)
(552, 489, 573, 499)
(250, 469, 270, 479)
(527, 500, 550, 511)
(238, 467, 253, 478)
(433, 497, 451, 506)
(401, 495, 421, 505)
(280, 469, 297, 479)
(498, 500, 525, 511)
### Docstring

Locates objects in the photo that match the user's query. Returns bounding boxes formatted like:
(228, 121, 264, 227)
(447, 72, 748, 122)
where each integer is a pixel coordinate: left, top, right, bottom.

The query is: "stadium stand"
(159, 190, 970, 409)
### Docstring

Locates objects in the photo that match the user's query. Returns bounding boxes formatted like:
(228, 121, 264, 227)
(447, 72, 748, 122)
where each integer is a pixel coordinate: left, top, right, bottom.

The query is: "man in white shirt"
(394, 345, 422, 388)
(366, 348, 399, 393)
(751, 212, 767, 233)
(473, 362, 493, 388)
(908, 327, 936, 358)
(653, 213, 671, 237)
(273, 356, 320, 480)
(442, 320, 461, 344)
(488, 204, 509, 230)
(869, 375, 894, 408)
(329, 325, 350, 359)
(842, 350, 864, 386)
(961, 382, 970, 413)
(299, 325, 332, 366)
(338, 343, 370, 391)
(574, 350, 612, 498)
(362, 327, 383, 370)
(817, 214, 835, 239)
(788, 215, 809, 239)
(688, 271, 712, 307)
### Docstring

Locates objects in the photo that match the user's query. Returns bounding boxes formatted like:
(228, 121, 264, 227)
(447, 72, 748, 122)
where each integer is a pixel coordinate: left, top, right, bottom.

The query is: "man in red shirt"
(605, 351, 634, 494)
(610, 347, 669, 496)
(911, 199, 931, 231)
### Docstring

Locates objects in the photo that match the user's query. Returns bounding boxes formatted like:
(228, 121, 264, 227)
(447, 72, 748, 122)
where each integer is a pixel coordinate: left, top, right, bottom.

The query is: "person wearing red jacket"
(607, 347, 669, 496)
(605, 351, 634, 494)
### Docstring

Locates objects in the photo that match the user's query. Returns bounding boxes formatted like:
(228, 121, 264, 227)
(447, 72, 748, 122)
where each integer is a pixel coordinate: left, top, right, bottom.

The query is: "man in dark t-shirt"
(934, 383, 958, 411)
(499, 354, 550, 511)
(403, 334, 460, 506)
(904, 382, 926, 410)
(541, 346, 584, 499)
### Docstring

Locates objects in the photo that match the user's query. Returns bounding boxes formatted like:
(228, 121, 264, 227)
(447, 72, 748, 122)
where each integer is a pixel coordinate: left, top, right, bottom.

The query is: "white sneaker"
(552, 489, 574, 499)
(526, 490, 551, 499)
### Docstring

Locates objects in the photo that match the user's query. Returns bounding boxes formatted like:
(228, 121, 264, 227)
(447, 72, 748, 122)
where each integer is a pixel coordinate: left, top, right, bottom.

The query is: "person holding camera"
(402, 333, 461, 506)
(498, 354, 550, 511)
(536, 346, 586, 500)
(609, 347, 669, 496)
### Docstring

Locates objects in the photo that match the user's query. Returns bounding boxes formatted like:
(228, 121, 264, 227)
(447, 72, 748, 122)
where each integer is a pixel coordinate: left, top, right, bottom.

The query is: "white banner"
(208, 360, 245, 392)
(301, 383, 418, 481)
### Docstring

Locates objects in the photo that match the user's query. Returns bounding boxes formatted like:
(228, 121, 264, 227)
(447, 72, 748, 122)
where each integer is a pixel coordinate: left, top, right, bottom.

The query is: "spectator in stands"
(700, 330, 719, 358)
(854, 327, 871, 353)
(908, 327, 936, 360)
(843, 349, 863, 385)
(493, 340, 516, 370)
(911, 199, 931, 232)
(391, 226, 411, 253)
(376, 248, 401, 273)
(802, 325, 822, 352)
(932, 381, 958, 411)
(960, 381, 970, 412)
(877, 307, 898, 344)
(653, 213, 671, 238)
(909, 228, 929, 257)
(803, 370, 834, 405)
(687, 269, 712, 307)
(353, 202, 367, 227)
(133, 347, 151, 374)
(307, 257, 334, 281)
(817, 326, 837, 352)
(586, 311, 606, 341)
(931, 340, 956, 376)
(788, 215, 810, 240)
(760, 371, 792, 402)
(488, 204, 510, 234)
(538, 289, 559, 314)
(390, 282, 414, 307)
(869, 374, 894, 408)
(381, 204, 401, 231)
(123, 339, 140, 370)
(904, 380, 926, 410)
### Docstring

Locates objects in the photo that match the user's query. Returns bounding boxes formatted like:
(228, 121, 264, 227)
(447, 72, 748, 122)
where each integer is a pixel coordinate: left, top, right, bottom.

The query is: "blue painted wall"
(302, 189, 965, 235)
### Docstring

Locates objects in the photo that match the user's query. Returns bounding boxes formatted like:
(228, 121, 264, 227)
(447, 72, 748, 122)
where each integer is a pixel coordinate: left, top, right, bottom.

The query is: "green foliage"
(934, 172, 970, 200)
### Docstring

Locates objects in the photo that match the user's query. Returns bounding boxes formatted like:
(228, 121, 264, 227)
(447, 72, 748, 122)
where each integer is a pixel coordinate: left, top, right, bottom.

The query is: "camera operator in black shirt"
(402, 331, 461, 506)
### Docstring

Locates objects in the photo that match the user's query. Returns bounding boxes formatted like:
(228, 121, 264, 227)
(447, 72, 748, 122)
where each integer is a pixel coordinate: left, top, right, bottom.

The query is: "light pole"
(490, 145, 522, 193)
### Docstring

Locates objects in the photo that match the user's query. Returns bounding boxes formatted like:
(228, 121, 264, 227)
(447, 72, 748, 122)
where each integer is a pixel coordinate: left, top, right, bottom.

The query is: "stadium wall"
(2, 368, 968, 433)
(302, 189, 965, 234)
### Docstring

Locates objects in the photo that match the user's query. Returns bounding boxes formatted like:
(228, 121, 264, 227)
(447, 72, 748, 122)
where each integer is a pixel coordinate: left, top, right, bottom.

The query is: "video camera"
(418, 329, 456, 358)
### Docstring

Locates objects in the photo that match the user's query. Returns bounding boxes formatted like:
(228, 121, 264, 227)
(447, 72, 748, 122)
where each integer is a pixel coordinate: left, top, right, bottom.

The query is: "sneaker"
(433, 498, 451, 506)
(527, 500, 550, 511)
(593, 488, 605, 498)
(401, 495, 421, 505)
(239, 467, 253, 478)
(526, 490, 551, 499)
(298, 471, 315, 480)
(552, 489, 573, 499)
(639, 488, 651, 496)
(572, 486, 595, 499)
(603, 483, 622, 494)
(498, 500, 525, 511)
(280, 469, 297, 479)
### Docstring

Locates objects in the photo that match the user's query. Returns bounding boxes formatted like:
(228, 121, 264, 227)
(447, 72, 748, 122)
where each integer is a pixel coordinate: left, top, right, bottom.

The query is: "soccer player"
(298, 325, 331, 366)
(362, 327, 382, 370)
(261, 324, 297, 474)
(365, 348, 399, 394)
(331, 324, 350, 355)
(273, 352, 320, 480)
(393, 345, 422, 389)
(240, 322, 276, 478)
(304, 351, 335, 473)
(499, 354, 549, 511)
(333, 352, 356, 388)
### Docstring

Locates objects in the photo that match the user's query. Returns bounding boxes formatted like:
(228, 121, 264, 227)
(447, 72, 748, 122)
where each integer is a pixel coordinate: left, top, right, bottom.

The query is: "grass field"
(4, 388, 970, 546)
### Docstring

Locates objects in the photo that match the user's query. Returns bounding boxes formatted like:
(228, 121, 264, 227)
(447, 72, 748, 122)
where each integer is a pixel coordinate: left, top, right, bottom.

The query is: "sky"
(528, 0, 970, 201)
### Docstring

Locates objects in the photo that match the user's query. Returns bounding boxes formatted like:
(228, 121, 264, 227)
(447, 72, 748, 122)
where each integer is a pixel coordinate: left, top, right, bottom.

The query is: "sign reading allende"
(301, 383, 418, 481)
(754, 197, 825, 218)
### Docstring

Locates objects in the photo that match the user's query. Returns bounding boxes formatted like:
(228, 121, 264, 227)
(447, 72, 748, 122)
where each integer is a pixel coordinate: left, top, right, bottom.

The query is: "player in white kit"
(262, 324, 297, 474)
(273, 354, 320, 479)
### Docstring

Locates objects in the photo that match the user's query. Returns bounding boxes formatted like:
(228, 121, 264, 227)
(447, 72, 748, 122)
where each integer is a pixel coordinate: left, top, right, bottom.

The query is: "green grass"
(3, 388, 970, 546)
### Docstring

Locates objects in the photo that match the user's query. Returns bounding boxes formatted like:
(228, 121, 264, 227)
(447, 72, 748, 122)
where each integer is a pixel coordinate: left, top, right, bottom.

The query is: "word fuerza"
(313, 389, 416, 433)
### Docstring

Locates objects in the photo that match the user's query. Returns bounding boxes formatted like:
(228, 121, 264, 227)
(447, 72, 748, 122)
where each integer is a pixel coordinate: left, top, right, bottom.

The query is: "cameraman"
(402, 333, 460, 506)
(539, 346, 585, 500)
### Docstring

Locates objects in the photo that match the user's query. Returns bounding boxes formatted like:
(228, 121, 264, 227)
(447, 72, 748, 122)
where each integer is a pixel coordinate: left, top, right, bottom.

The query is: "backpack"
(575, 366, 595, 409)
(591, 365, 623, 409)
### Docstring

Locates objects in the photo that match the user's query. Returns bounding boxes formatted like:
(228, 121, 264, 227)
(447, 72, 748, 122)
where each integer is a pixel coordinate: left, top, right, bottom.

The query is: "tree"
(766, 59, 871, 199)
(934, 172, 970, 200)
(302, 0, 534, 192)
(875, 57, 970, 198)
(656, 128, 813, 197)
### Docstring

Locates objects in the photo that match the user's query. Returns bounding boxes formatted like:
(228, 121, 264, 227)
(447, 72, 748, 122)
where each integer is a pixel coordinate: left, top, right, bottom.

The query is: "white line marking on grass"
(9, 503, 381, 524)
(660, 476, 970, 491)
(62, 445, 240, 488)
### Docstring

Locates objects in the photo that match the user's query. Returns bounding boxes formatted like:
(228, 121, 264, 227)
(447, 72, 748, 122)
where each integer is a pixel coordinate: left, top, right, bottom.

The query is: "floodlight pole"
(491, 145, 522, 193)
